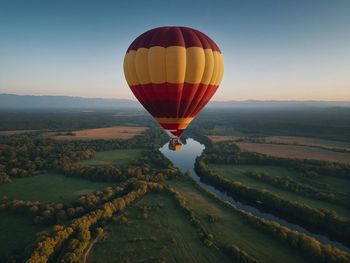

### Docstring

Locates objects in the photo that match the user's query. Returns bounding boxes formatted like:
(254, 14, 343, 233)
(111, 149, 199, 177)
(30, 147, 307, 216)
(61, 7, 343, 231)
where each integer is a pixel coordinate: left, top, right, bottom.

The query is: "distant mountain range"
(0, 94, 140, 109)
(0, 94, 349, 109)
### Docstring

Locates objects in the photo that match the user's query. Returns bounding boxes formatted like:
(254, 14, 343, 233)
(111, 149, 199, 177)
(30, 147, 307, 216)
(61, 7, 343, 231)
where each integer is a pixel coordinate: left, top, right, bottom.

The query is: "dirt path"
(82, 231, 105, 263)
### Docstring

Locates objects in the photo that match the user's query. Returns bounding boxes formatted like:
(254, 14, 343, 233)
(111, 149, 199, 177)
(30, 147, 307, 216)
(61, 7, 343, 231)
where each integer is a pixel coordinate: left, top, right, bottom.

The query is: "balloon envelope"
(123, 26, 224, 137)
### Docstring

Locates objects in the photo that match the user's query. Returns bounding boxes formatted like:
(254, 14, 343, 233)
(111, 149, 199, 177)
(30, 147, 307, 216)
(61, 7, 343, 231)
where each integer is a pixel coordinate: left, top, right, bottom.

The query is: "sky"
(0, 0, 349, 101)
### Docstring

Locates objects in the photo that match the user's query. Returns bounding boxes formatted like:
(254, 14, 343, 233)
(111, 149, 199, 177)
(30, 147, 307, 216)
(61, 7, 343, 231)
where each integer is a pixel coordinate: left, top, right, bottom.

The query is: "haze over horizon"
(2, 93, 350, 103)
(1, 0, 349, 101)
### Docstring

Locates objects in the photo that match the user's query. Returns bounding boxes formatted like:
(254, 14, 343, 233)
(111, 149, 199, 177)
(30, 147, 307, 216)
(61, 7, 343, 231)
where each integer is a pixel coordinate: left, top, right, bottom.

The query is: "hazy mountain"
(0, 94, 349, 109)
(0, 94, 141, 109)
(206, 100, 350, 109)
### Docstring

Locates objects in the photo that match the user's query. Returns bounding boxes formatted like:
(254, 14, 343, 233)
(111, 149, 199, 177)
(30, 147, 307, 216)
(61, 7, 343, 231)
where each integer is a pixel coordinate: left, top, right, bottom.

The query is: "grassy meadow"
(80, 149, 143, 166)
(0, 213, 44, 261)
(208, 164, 350, 218)
(0, 173, 110, 203)
(89, 192, 229, 263)
(166, 179, 310, 263)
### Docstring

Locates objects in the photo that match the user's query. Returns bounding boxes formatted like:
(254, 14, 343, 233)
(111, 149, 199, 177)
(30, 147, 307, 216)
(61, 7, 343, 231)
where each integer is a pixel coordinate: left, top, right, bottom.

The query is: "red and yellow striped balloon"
(123, 26, 224, 137)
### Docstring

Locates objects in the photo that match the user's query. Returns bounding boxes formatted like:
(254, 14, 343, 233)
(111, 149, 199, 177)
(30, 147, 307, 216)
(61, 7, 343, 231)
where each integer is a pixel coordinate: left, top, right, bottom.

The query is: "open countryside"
(236, 142, 350, 164)
(1, 0, 350, 262)
(1, 108, 350, 263)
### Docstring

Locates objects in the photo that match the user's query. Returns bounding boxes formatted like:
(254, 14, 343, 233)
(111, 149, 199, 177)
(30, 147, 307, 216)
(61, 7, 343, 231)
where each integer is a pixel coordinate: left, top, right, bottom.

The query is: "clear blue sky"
(0, 0, 349, 100)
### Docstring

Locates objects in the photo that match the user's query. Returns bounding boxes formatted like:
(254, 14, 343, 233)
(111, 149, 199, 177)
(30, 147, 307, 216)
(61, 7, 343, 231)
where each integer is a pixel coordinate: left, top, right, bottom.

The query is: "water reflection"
(160, 138, 205, 171)
(160, 138, 350, 253)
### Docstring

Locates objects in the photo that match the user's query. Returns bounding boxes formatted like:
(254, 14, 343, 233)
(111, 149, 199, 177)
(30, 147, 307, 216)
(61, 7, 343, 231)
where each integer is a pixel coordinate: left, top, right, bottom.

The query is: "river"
(159, 138, 350, 253)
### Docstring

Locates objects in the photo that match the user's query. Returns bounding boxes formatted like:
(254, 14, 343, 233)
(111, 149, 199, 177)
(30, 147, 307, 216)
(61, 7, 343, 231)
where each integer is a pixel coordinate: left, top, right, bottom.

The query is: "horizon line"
(1, 93, 350, 103)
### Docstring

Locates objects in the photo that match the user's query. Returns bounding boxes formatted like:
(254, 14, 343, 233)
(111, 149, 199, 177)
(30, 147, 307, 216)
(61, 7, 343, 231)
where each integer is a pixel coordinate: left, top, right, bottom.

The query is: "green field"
(80, 149, 143, 166)
(167, 179, 309, 263)
(210, 164, 350, 198)
(313, 175, 350, 197)
(209, 164, 299, 178)
(0, 213, 44, 261)
(0, 173, 110, 203)
(209, 126, 245, 136)
(208, 164, 350, 218)
(89, 192, 229, 263)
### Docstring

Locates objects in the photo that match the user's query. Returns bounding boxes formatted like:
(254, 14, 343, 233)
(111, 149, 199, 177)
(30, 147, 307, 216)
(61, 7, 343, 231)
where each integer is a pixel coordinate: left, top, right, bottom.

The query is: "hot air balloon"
(123, 26, 224, 150)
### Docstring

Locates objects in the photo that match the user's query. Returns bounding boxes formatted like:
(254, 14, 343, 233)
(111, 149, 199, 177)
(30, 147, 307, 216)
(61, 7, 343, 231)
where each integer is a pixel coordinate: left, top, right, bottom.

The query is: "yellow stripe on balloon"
(200, 49, 215, 85)
(175, 123, 191, 129)
(210, 51, 220, 85)
(126, 50, 139, 86)
(148, 46, 167, 84)
(184, 47, 205, 83)
(166, 46, 186, 83)
(155, 117, 193, 124)
(135, 48, 151, 84)
(215, 53, 225, 85)
(123, 46, 224, 86)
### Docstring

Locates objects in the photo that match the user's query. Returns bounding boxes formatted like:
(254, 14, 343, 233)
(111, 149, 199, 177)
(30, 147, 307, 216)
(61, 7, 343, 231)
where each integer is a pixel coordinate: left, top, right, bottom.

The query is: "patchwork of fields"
(237, 142, 350, 164)
(1, 110, 350, 262)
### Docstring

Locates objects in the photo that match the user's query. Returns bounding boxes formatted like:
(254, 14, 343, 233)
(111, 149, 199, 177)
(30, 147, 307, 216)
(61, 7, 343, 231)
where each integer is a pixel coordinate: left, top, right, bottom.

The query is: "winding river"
(159, 138, 350, 253)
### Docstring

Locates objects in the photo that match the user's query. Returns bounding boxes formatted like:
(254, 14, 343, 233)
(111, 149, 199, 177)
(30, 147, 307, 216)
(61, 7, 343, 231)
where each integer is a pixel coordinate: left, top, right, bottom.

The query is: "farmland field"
(89, 192, 229, 263)
(262, 136, 350, 151)
(0, 173, 110, 203)
(80, 149, 143, 166)
(237, 142, 350, 164)
(208, 164, 350, 218)
(209, 164, 350, 197)
(45, 126, 147, 140)
(208, 135, 239, 142)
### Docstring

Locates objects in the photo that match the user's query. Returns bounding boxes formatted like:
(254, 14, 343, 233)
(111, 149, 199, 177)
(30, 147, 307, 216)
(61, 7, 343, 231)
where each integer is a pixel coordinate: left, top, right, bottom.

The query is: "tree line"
(0, 128, 171, 185)
(187, 171, 350, 263)
(204, 141, 350, 180)
(244, 171, 348, 208)
(1, 178, 139, 226)
(195, 158, 350, 247)
(24, 180, 163, 263)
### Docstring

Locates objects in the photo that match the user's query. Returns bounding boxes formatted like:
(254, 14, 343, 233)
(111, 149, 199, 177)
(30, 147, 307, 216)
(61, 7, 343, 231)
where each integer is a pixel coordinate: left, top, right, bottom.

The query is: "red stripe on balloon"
(130, 84, 218, 118)
(191, 85, 218, 116)
(130, 83, 218, 100)
(127, 27, 221, 52)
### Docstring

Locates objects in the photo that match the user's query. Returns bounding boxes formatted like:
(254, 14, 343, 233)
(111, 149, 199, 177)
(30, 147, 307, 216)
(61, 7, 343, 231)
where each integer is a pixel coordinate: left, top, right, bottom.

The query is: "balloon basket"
(168, 137, 182, 151)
